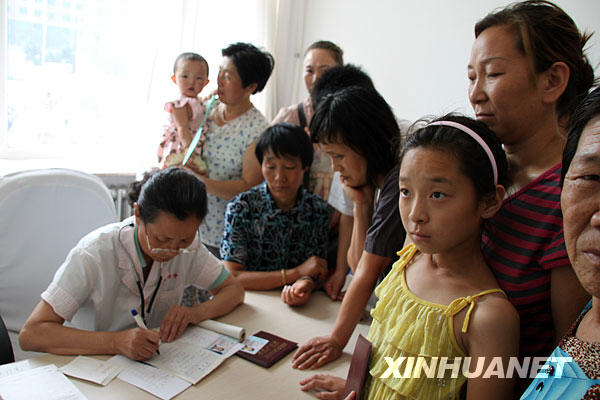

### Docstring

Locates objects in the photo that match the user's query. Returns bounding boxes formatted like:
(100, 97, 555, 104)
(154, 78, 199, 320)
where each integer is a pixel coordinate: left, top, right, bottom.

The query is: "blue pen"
(131, 309, 160, 355)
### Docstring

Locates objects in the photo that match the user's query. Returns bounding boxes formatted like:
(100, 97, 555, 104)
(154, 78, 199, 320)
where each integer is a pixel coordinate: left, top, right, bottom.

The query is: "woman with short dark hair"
(172, 42, 275, 306)
(221, 123, 330, 306)
(172, 42, 275, 256)
(292, 86, 406, 370)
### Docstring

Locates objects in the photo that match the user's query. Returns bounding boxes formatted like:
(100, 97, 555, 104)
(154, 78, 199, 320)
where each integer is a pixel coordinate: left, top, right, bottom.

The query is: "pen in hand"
(131, 309, 160, 355)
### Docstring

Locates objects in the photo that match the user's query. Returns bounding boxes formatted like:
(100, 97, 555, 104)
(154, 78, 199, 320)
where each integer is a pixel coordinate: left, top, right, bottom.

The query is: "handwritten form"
(149, 340, 225, 384)
(108, 355, 190, 400)
(137, 326, 241, 384)
(0, 364, 86, 400)
(0, 360, 30, 379)
(103, 326, 245, 398)
(60, 356, 122, 386)
(178, 326, 223, 347)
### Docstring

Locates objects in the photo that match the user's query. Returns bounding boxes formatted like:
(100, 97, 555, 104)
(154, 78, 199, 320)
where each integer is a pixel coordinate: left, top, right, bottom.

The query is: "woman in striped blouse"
(468, 0, 595, 365)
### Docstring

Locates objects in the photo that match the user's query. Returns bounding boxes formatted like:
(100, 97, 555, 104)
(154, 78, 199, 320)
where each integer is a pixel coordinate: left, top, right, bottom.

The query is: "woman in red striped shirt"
(468, 0, 595, 366)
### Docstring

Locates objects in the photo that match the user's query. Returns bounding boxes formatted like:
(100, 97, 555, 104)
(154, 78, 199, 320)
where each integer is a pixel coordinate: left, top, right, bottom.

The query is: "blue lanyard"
(120, 222, 164, 325)
(182, 94, 217, 165)
(136, 276, 162, 325)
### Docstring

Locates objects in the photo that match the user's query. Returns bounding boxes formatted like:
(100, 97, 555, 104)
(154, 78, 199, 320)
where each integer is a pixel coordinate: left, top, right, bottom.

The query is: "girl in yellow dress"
(301, 115, 520, 400)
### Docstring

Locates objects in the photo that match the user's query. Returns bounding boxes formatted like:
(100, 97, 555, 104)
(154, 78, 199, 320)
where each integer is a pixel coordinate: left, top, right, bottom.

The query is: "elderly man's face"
(562, 116, 600, 298)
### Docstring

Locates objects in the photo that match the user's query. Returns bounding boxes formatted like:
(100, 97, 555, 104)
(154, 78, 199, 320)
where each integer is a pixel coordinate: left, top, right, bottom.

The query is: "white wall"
(294, 0, 600, 122)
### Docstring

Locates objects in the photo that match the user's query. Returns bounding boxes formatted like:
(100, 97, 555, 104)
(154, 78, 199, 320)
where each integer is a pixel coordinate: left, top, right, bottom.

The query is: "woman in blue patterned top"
(221, 123, 330, 306)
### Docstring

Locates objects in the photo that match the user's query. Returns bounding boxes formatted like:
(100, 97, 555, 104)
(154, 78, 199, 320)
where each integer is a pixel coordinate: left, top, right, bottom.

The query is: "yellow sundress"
(364, 244, 505, 400)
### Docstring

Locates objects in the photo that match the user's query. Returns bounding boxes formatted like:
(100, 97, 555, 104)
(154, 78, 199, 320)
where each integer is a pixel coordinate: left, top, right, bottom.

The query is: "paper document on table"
(0, 364, 86, 400)
(147, 327, 244, 383)
(60, 356, 122, 386)
(108, 355, 190, 400)
(0, 359, 30, 378)
(197, 319, 246, 341)
(110, 325, 244, 389)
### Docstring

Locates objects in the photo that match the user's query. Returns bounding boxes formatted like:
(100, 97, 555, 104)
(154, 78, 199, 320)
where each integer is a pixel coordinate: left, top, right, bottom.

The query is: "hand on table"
(116, 328, 160, 361)
(292, 335, 343, 369)
(299, 374, 347, 400)
(281, 279, 314, 306)
(160, 305, 196, 343)
(324, 270, 346, 301)
(295, 256, 328, 280)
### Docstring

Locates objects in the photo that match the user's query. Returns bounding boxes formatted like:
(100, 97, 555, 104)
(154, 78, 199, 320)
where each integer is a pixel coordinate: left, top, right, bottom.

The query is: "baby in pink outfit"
(158, 52, 210, 171)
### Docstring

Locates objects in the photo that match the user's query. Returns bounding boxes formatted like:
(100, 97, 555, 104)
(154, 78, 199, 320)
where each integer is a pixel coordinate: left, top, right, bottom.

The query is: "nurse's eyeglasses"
(144, 225, 200, 255)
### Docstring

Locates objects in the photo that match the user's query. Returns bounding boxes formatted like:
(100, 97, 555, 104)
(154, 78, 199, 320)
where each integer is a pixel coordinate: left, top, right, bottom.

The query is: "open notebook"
(109, 320, 246, 399)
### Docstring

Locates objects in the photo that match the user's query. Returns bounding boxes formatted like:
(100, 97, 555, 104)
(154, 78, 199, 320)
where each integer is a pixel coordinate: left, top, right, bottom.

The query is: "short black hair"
(173, 52, 209, 76)
(127, 167, 207, 223)
(401, 114, 508, 200)
(221, 42, 274, 94)
(310, 86, 399, 185)
(310, 64, 375, 111)
(562, 86, 600, 186)
(305, 40, 344, 65)
(255, 123, 314, 169)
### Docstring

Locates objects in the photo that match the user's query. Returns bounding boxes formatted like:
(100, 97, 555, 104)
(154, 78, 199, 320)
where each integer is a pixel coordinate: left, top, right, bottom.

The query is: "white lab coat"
(42, 216, 228, 331)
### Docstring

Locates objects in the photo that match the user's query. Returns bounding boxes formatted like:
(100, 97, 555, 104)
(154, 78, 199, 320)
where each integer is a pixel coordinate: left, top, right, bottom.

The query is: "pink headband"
(427, 121, 498, 185)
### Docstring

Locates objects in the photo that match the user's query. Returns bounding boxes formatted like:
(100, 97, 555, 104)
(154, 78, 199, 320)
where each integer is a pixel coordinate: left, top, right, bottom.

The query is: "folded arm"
(344, 185, 375, 271)
(324, 213, 353, 300)
(195, 142, 263, 200)
(224, 256, 328, 291)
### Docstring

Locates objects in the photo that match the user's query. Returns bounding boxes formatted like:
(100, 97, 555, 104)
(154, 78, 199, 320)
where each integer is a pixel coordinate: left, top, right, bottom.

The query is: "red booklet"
(343, 334, 372, 399)
(236, 330, 298, 368)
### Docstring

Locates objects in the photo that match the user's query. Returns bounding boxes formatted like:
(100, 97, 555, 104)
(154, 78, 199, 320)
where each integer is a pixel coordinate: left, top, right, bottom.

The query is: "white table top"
(26, 288, 370, 399)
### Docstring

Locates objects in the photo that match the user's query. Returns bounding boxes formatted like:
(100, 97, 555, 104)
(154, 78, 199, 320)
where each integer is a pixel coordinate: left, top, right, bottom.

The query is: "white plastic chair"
(0, 168, 117, 360)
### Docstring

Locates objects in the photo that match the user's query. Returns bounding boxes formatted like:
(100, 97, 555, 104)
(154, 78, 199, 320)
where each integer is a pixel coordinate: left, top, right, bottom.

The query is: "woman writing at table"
(19, 167, 244, 361)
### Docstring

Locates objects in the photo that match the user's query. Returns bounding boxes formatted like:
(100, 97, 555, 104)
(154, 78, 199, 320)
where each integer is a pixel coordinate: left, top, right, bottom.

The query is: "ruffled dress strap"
(372, 243, 418, 300)
(396, 243, 419, 266)
(366, 244, 468, 400)
(445, 288, 505, 333)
